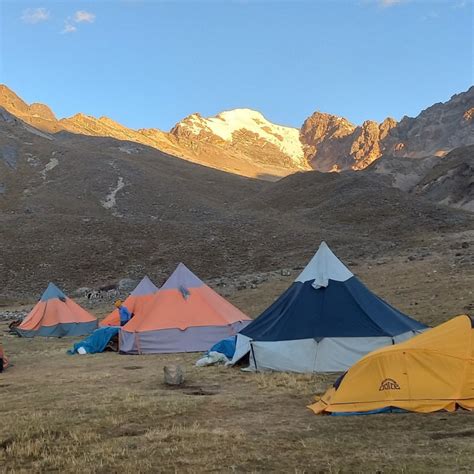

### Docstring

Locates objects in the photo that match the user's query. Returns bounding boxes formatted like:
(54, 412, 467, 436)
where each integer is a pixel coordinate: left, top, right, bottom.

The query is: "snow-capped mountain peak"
(172, 108, 306, 168)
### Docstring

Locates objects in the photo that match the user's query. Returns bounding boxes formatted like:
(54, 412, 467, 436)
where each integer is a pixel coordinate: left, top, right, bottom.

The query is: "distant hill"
(414, 146, 474, 212)
(368, 145, 474, 212)
(1, 107, 472, 297)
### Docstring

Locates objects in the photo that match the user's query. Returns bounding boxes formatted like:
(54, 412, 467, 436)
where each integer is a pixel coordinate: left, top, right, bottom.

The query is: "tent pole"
(250, 342, 258, 372)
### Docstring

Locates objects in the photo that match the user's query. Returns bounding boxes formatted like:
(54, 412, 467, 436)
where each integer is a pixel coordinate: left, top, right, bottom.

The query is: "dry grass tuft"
(254, 371, 334, 396)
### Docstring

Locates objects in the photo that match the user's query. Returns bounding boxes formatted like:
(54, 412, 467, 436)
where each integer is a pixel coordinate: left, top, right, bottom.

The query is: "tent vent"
(179, 286, 190, 300)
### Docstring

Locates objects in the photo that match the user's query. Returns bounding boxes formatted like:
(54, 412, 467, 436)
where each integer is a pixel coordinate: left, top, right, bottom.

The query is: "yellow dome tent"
(309, 314, 474, 415)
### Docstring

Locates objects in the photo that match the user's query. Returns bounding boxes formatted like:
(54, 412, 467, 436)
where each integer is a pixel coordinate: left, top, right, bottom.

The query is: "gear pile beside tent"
(14, 283, 97, 338)
(120, 263, 251, 354)
(309, 314, 474, 415)
(231, 242, 427, 373)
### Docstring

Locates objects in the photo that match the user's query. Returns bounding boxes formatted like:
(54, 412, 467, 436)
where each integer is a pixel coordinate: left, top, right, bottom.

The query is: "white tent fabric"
(232, 334, 252, 366)
(295, 241, 353, 289)
(243, 331, 417, 373)
(130, 276, 159, 296)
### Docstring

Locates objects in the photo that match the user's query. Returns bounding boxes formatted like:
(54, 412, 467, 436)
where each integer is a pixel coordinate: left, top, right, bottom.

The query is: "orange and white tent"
(120, 263, 251, 353)
(100, 276, 159, 327)
(15, 283, 97, 338)
(309, 315, 474, 415)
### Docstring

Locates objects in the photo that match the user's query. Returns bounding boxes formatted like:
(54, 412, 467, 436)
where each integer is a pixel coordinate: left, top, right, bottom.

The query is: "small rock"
(280, 269, 291, 276)
(461, 242, 469, 249)
(164, 365, 185, 386)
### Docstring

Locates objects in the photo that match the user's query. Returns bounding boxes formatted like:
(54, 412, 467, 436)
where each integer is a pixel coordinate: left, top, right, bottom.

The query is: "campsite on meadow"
(1, 241, 473, 471)
(1, 0, 474, 472)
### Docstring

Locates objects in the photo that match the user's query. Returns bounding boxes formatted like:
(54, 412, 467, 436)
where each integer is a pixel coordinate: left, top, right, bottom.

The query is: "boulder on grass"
(164, 365, 185, 386)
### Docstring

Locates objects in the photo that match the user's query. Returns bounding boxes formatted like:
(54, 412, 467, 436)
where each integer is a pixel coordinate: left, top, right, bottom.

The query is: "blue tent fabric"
(68, 326, 119, 354)
(208, 336, 236, 359)
(41, 282, 67, 302)
(20, 321, 98, 338)
(240, 277, 426, 341)
(331, 407, 407, 416)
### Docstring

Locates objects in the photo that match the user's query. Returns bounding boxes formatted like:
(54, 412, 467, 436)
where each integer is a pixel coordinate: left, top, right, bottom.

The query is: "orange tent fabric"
(120, 263, 251, 353)
(124, 285, 249, 333)
(309, 315, 474, 415)
(100, 276, 159, 327)
(16, 283, 97, 338)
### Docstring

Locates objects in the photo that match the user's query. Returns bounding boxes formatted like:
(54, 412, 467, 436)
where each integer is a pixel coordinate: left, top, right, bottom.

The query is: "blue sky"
(0, 0, 472, 130)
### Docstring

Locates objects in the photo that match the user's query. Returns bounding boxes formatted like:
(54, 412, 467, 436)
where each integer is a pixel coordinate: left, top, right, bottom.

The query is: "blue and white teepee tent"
(231, 242, 427, 373)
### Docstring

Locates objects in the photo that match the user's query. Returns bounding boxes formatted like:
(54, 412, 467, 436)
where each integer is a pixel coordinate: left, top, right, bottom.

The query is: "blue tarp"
(68, 326, 119, 354)
(240, 277, 426, 341)
(331, 407, 407, 416)
(208, 336, 237, 359)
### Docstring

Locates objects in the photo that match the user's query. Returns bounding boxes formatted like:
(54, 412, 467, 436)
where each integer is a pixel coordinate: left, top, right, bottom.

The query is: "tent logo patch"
(379, 378, 400, 391)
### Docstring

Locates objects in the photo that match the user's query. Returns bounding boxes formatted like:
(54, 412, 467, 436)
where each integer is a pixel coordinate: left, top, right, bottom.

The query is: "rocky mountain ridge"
(0, 85, 310, 179)
(301, 87, 474, 171)
(2, 84, 474, 178)
(1, 83, 473, 196)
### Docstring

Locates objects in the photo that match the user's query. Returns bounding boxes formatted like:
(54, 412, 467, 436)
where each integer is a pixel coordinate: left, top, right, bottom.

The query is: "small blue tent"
(231, 242, 427, 373)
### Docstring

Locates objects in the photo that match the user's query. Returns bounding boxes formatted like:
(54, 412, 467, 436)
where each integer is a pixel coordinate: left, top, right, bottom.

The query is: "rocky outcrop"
(300, 114, 397, 171)
(0, 84, 59, 132)
(302, 88, 474, 172)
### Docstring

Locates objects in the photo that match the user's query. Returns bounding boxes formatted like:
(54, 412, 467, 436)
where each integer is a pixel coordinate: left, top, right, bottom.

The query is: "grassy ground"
(1, 253, 473, 472)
